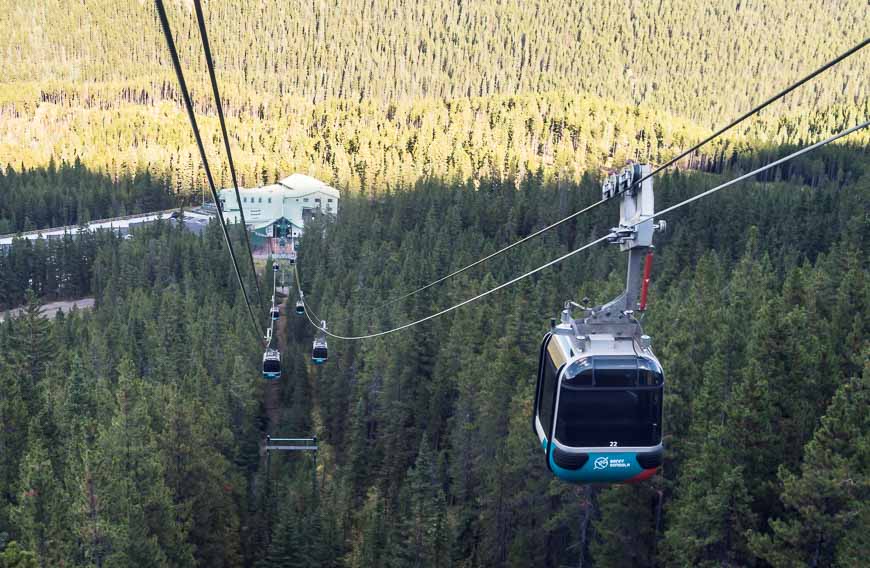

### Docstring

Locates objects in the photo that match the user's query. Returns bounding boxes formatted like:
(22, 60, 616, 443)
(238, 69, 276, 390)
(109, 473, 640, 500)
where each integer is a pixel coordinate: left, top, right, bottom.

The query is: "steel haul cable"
(352, 37, 869, 315)
(298, 119, 869, 341)
(155, 0, 264, 345)
(192, 0, 264, 309)
(628, 37, 869, 192)
(266, 267, 276, 348)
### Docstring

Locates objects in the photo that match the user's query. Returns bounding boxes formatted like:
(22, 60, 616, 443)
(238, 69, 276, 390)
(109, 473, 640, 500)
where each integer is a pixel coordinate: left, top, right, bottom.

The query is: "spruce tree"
(748, 359, 869, 567)
(0, 541, 37, 568)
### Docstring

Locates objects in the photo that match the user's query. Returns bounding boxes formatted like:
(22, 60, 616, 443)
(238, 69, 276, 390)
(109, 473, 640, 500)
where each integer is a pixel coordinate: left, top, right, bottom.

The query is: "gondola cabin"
(270, 305, 280, 321)
(312, 337, 328, 364)
(262, 348, 281, 380)
(533, 327, 663, 483)
(295, 300, 305, 315)
(312, 322, 328, 364)
(273, 262, 280, 273)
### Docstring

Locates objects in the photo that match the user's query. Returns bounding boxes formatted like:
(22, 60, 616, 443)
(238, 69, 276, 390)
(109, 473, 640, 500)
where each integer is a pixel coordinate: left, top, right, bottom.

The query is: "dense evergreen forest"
(2, 1, 867, 117)
(0, 164, 178, 309)
(1, 1, 868, 566)
(290, 145, 869, 567)
(0, 160, 175, 234)
(1, 1, 868, 194)
(1, 146, 867, 565)
(0, 228, 105, 311)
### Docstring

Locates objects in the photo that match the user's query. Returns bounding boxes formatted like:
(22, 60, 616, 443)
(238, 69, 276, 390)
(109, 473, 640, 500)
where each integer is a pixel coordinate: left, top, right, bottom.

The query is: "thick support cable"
(631, 37, 870, 190)
(298, 236, 608, 340)
(354, 37, 868, 313)
(192, 0, 263, 308)
(266, 269, 276, 348)
(299, 119, 869, 341)
(365, 197, 608, 313)
(154, 0, 264, 345)
(293, 265, 323, 325)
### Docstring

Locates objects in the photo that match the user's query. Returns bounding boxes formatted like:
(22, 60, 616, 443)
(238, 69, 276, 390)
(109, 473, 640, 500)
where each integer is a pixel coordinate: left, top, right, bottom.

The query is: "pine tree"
(350, 488, 388, 568)
(502, 389, 551, 568)
(748, 358, 870, 567)
(0, 541, 37, 568)
(662, 354, 756, 566)
(386, 440, 449, 568)
(10, 435, 71, 565)
(5, 290, 55, 414)
(89, 358, 192, 567)
(0, 365, 28, 532)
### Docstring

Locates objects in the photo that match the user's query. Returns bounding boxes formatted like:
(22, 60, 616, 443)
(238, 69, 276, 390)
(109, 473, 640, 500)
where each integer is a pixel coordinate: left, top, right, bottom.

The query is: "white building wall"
(218, 174, 339, 236)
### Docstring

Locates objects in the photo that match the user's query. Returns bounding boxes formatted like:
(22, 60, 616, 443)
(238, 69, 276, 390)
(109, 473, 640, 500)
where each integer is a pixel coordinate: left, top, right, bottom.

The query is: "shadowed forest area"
(0, 160, 175, 234)
(1, 146, 867, 565)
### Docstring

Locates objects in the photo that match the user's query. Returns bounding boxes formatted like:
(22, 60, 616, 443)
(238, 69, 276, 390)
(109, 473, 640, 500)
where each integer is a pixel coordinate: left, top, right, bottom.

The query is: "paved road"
(0, 297, 95, 322)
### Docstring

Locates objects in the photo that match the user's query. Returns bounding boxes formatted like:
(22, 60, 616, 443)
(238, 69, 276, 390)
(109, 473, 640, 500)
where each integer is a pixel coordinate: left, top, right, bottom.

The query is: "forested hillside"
(2, 1, 867, 118)
(1, 1, 868, 566)
(1, 1, 868, 195)
(1, 145, 866, 565)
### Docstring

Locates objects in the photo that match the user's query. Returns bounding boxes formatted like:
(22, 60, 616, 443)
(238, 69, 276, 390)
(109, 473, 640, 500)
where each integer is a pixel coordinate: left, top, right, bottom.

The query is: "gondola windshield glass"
(264, 357, 281, 374)
(555, 356, 662, 447)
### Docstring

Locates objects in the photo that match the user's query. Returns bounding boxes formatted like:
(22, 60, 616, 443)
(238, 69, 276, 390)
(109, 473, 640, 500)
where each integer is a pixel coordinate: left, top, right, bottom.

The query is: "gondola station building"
(217, 174, 339, 252)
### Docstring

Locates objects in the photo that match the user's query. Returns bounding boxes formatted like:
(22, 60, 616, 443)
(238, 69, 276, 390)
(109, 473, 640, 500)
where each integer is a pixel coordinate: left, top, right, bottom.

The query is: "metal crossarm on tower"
(264, 437, 319, 452)
(265, 435, 319, 494)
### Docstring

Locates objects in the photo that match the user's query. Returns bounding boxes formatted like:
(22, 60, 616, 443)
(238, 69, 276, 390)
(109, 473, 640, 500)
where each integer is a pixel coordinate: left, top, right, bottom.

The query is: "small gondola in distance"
(312, 320, 328, 364)
(262, 348, 281, 380)
(311, 339, 328, 364)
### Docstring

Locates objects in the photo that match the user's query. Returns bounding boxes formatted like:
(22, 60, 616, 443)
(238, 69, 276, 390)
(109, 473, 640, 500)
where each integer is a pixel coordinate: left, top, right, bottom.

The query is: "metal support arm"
(592, 164, 656, 319)
(563, 163, 665, 333)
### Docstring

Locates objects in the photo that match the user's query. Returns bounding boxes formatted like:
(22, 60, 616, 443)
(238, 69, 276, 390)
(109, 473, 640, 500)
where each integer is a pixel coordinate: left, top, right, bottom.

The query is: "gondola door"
(533, 333, 564, 455)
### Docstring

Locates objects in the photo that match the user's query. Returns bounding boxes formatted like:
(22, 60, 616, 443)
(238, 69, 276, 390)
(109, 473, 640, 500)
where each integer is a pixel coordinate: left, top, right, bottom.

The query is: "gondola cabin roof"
(549, 324, 655, 360)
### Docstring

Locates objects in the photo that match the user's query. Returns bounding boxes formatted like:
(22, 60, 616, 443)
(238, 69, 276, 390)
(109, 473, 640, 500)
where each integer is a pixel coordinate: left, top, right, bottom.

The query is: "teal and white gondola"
(533, 329, 663, 483)
(295, 290, 305, 316)
(312, 321, 328, 364)
(533, 163, 667, 483)
(262, 348, 281, 380)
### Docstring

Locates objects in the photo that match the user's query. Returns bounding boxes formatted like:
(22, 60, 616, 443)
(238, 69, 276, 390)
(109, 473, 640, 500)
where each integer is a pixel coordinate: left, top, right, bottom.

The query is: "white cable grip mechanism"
(578, 163, 667, 325)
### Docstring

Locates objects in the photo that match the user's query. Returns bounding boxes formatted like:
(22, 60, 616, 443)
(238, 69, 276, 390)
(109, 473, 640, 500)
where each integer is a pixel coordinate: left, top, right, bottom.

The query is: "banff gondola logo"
(593, 457, 632, 470)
